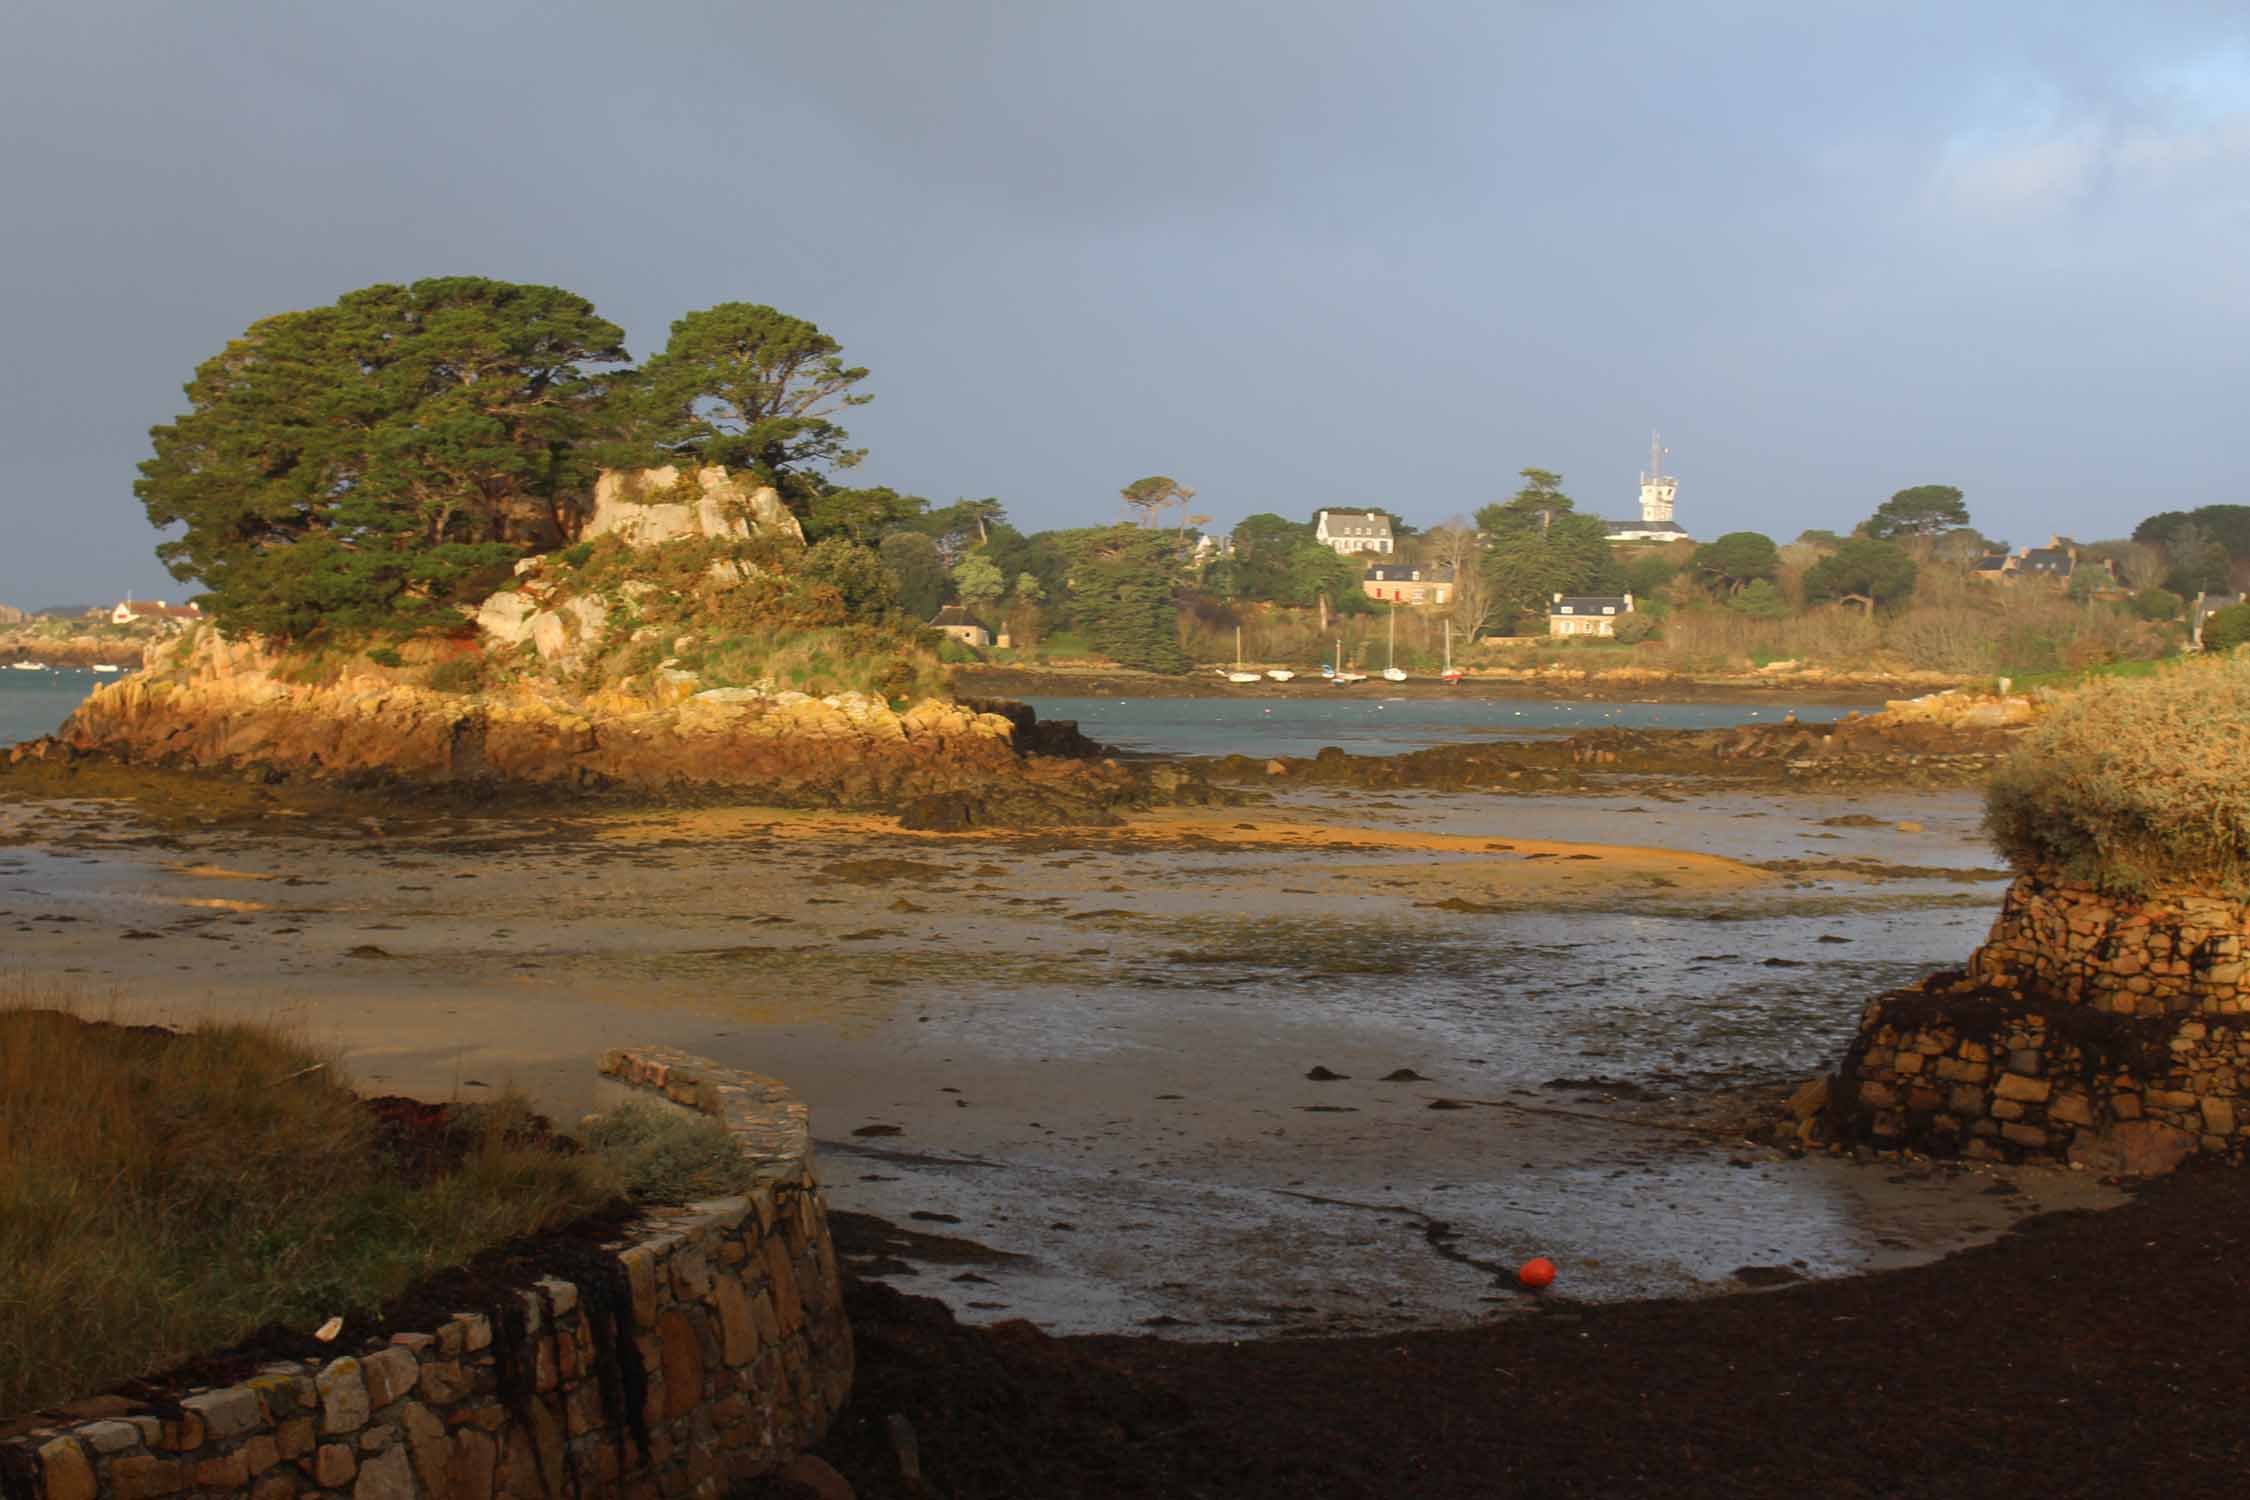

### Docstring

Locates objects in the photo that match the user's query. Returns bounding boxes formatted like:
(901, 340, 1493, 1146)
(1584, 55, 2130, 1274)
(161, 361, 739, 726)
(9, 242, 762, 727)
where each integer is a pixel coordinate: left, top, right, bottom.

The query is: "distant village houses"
(111, 599, 201, 625)
(1548, 592, 1634, 639)
(1314, 509, 1395, 556)
(0, 601, 24, 626)
(1969, 537, 2114, 588)
(1361, 563, 1453, 606)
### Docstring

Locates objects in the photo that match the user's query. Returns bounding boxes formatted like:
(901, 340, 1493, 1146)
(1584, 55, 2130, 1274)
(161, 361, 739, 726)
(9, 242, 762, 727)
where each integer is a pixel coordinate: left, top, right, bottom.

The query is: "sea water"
(0, 669, 98, 745)
(1021, 695, 1855, 759)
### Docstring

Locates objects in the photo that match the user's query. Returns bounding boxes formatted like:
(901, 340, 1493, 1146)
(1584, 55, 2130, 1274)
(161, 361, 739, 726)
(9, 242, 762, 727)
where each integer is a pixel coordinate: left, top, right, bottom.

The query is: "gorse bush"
(579, 1102, 753, 1203)
(1983, 654, 2250, 897)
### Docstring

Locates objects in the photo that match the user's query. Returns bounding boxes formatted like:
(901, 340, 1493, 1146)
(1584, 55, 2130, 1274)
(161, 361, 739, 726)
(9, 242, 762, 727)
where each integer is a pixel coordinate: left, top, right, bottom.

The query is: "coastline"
(953, 661, 1968, 704)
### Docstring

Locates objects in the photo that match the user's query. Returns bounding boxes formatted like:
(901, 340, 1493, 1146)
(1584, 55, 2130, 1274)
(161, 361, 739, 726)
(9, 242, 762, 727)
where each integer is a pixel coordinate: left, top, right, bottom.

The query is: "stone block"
(1991, 1098, 2024, 1121)
(2000, 1123, 2050, 1149)
(183, 1386, 266, 1441)
(1934, 1058, 1988, 1083)
(1994, 1072, 2051, 1103)
(456, 1314, 493, 1353)
(79, 1421, 142, 1455)
(1948, 1085, 1986, 1117)
(362, 1347, 421, 1409)
(658, 1309, 707, 1418)
(108, 1456, 182, 1500)
(401, 1401, 450, 1496)
(536, 1278, 579, 1320)
(355, 1444, 414, 1500)
(2201, 1097, 2237, 1135)
(251, 1475, 297, 1500)
(713, 1276, 758, 1366)
(37, 1439, 96, 1500)
(448, 1431, 496, 1500)
(1894, 1051, 1926, 1075)
(196, 1449, 252, 1489)
(2006, 1049, 2042, 1075)
(621, 1248, 660, 1326)
(2049, 1092, 2095, 1126)
(318, 1358, 371, 1434)
(420, 1359, 472, 1404)
(2114, 1093, 2143, 1120)
(1854, 1081, 1896, 1110)
(244, 1434, 282, 1476)
(358, 1425, 397, 1454)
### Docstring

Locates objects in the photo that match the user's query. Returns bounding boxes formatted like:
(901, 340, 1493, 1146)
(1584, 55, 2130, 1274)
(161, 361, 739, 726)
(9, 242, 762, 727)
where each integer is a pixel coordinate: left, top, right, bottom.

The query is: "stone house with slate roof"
(1362, 563, 1453, 605)
(930, 604, 990, 649)
(2192, 592, 2244, 650)
(1548, 592, 1634, 638)
(1314, 509, 1395, 556)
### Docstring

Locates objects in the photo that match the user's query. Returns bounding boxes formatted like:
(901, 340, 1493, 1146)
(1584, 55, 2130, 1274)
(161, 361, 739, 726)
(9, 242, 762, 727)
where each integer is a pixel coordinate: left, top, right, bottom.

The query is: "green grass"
(1995, 655, 2176, 694)
(0, 995, 742, 1416)
(1985, 652, 2250, 896)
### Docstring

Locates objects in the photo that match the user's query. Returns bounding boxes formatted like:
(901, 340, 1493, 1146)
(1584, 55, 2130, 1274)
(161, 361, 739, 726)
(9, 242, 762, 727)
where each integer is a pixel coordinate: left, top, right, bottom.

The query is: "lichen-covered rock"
(581, 467, 802, 549)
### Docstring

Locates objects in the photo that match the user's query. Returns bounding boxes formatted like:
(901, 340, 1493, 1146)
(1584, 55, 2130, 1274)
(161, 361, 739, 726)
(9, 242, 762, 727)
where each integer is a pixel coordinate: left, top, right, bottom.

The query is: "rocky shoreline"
(954, 661, 1976, 705)
(9, 627, 1227, 830)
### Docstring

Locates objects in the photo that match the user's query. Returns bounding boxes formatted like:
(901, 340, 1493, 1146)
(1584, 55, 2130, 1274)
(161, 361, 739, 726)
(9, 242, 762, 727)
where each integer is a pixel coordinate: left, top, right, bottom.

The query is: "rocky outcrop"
(15, 627, 1153, 823)
(581, 467, 802, 549)
(1822, 873, 2250, 1172)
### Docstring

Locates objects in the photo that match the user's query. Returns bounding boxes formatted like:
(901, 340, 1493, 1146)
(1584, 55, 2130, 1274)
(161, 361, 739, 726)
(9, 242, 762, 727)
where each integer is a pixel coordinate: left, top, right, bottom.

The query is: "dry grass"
(1983, 653, 2250, 896)
(0, 989, 626, 1417)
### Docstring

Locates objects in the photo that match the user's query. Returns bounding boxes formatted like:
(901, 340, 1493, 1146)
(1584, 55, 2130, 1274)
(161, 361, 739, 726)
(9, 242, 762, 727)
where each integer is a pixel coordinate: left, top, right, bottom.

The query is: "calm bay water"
(1022, 694, 1854, 759)
(0, 669, 98, 745)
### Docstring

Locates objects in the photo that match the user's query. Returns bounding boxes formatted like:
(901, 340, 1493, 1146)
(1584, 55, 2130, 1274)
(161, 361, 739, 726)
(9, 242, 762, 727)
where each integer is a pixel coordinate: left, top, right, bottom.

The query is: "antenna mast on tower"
(1646, 430, 1665, 483)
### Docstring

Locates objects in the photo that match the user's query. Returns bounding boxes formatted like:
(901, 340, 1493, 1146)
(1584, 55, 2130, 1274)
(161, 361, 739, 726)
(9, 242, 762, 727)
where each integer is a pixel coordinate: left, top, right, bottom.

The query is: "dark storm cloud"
(3, 1, 2246, 603)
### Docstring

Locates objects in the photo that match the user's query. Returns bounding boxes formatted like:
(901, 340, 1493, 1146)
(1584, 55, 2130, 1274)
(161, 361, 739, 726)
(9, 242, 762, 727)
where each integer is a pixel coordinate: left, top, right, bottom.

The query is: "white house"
(1548, 592, 1634, 638)
(111, 599, 201, 625)
(930, 604, 991, 649)
(1362, 564, 1454, 606)
(1314, 510, 1395, 556)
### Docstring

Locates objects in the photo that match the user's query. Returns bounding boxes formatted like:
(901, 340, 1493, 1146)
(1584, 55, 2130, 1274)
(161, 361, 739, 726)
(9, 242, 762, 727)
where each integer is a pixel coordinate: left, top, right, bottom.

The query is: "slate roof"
(1318, 510, 1394, 539)
(1549, 594, 1631, 616)
(1363, 564, 1454, 583)
(1603, 519, 1687, 536)
(930, 605, 982, 628)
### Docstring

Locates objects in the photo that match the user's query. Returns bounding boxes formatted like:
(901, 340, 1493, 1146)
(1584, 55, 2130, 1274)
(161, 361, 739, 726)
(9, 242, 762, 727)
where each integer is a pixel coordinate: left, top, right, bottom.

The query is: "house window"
(1602, 606, 1616, 615)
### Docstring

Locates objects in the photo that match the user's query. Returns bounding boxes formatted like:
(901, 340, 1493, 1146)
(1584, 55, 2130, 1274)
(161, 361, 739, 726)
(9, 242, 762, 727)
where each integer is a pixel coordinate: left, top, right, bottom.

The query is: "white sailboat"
(93, 664, 123, 673)
(1221, 626, 1260, 684)
(1380, 606, 1407, 682)
(9, 661, 47, 671)
(1264, 667, 1295, 682)
(1329, 635, 1366, 685)
(1441, 617, 1463, 684)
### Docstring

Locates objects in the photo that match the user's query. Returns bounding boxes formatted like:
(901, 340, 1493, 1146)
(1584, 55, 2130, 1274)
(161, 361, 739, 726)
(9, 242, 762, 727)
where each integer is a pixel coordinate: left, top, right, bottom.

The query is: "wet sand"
(0, 782, 2110, 1338)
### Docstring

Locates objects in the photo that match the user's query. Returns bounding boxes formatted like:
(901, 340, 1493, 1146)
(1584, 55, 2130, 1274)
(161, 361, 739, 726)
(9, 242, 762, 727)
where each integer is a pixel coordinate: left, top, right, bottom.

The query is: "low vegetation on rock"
(0, 998, 743, 1416)
(1983, 653, 2250, 896)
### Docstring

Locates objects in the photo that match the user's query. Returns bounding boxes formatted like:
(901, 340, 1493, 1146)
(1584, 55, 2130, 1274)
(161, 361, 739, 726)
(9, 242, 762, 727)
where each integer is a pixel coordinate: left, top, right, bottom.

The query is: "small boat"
(1221, 626, 1261, 684)
(1379, 605, 1407, 681)
(1265, 668, 1295, 682)
(93, 664, 123, 673)
(9, 661, 46, 671)
(1441, 619, 1463, 684)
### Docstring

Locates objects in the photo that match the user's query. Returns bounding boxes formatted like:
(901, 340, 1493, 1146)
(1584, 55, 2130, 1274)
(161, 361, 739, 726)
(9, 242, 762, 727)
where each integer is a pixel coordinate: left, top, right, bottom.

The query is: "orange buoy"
(1518, 1257, 1557, 1289)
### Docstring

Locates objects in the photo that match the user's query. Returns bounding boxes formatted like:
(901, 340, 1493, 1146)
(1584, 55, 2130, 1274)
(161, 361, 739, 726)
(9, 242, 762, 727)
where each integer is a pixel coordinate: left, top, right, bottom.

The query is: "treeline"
(139, 278, 907, 640)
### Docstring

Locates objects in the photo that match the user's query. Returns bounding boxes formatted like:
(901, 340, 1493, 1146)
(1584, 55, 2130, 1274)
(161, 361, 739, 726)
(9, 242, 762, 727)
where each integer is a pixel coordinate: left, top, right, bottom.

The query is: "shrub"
(2129, 587, 2183, 621)
(579, 1101, 752, 1203)
(1611, 613, 1660, 643)
(2204, 602, 2250, 653)
(1983, 654, 2250, 896)
(426, 655, 486, 694)
(366, 646, 405, 668)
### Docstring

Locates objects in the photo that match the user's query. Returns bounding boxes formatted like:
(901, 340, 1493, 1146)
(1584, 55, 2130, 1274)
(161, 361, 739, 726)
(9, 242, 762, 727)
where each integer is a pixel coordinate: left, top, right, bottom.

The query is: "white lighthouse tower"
(1638, 431, 1677, 526)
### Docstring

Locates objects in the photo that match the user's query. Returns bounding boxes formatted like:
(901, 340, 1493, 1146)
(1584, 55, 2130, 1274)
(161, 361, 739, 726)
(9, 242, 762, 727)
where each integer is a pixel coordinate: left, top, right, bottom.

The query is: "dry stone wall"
(1832, 874, 2250, 1173)
(0, 1049, 850, 1500)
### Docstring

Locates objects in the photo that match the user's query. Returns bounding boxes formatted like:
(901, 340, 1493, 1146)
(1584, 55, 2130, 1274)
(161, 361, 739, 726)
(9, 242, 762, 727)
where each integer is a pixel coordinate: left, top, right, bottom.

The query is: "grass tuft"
(0, 992, 625, 1416)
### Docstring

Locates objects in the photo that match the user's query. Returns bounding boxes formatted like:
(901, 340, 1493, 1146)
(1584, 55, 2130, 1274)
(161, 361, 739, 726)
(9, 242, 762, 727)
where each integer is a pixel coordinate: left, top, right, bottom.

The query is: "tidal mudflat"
(0, 772, 2116, 1339)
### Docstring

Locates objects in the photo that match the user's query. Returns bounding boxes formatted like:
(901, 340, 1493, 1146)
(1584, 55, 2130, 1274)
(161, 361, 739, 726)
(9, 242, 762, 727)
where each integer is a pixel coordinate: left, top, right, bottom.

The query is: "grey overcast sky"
(3, 1, 2246, 607)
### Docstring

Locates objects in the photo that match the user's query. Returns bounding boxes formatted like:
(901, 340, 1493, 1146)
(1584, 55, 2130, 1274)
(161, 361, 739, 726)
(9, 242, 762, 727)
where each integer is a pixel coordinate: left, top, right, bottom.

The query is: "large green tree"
(137, 277, 628, 639)
(1804, 537, 1919, 612)
(878, 531, 950, 619)
(1474, 473, 1622, 629)
(1863, 485, 1969, 541)
(611, 302, 869, 496)
(803, 485, 927, 546)
(1690, 531, 1779, 593)
(1058, 526, 1191, 671)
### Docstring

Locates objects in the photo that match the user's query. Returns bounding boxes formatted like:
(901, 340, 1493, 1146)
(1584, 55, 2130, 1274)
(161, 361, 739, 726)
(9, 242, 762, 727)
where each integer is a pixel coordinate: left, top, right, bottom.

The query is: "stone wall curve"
(0, 1048, 850, 1500)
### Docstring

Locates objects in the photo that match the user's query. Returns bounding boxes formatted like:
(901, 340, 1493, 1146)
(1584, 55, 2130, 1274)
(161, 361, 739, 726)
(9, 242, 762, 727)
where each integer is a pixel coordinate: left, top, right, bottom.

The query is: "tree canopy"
(611, 302, 869, 491)
(1478, 469, 1576, 535)
(137, 276, 628, 638)
(1691, 531, 1779, 593)
(1863, 485, 1969, 541)
(1057, 527, 1191, 671)
(1804, 537, 1919, 612)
